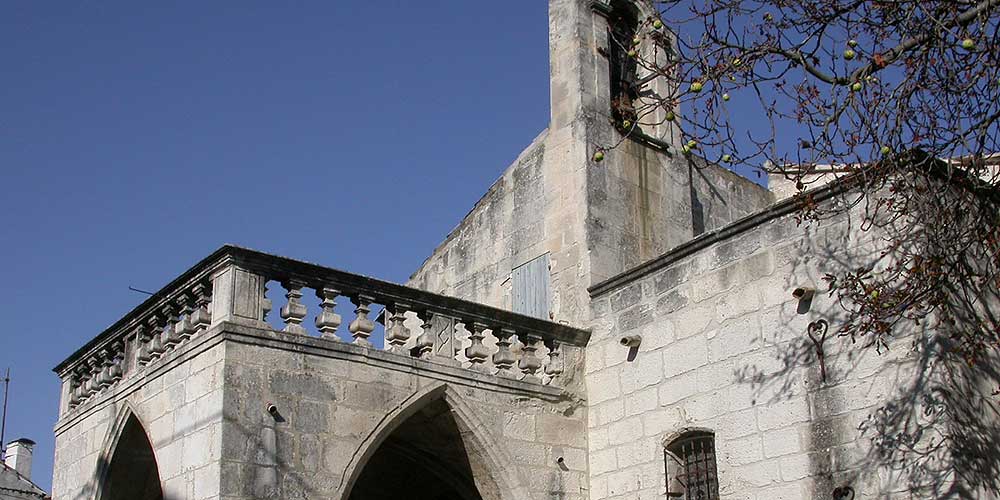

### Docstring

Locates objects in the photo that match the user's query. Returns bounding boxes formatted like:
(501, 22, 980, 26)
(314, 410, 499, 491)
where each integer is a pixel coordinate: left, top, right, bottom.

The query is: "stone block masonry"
(585, 197, 939, 499)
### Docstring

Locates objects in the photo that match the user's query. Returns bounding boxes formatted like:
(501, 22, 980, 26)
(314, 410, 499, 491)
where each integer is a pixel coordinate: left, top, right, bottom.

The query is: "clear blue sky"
(0, 1, 551, 490)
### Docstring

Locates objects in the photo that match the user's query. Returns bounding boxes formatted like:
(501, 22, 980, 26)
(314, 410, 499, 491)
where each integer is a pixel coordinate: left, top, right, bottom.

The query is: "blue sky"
(1, 1, 552, 489)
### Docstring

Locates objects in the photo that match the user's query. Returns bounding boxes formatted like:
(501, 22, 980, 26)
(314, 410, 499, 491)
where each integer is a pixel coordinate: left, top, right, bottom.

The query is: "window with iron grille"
(664, 430, 719, 499)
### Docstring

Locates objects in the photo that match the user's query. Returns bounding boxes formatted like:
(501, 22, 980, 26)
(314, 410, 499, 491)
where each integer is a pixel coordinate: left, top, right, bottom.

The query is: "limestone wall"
(217, 324, 589, 500)
(585, 141, 773, 285)
(51, 339, 225, 500)
(584, 203, 934, 499)
(688, 158, 775, 235)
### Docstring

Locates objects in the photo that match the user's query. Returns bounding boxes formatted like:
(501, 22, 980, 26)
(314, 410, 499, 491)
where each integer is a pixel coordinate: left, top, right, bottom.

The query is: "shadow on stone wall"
(734, 210, 1000, 499)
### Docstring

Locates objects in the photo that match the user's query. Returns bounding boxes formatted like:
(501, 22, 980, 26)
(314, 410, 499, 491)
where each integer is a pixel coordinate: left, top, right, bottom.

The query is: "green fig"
(593, 151, 605, 162)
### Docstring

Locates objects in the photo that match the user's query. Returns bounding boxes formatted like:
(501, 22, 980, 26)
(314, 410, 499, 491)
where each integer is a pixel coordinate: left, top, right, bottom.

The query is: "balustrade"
(56, 246, 590, 413)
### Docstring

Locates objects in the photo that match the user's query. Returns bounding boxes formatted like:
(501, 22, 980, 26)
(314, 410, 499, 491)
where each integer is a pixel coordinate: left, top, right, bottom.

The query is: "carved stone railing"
(54, 246, 591, 412)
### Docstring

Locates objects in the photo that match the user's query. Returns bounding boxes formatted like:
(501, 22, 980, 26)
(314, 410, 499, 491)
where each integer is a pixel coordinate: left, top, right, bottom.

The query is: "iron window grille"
(664, 431, 719, 499)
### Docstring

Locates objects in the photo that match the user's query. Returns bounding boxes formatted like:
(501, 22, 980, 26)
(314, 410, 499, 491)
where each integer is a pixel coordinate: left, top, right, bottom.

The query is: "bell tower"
(548, 0, 678, 144)
(547, 0, 702, 287)
(409, 0, 772, 327)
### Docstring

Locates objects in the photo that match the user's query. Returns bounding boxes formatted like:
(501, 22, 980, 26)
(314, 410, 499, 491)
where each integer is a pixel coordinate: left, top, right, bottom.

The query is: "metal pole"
(1, 367, 9, 461)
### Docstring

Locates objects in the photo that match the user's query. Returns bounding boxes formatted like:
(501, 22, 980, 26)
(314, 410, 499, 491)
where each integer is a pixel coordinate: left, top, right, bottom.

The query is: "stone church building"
(49, 1, 997, 499)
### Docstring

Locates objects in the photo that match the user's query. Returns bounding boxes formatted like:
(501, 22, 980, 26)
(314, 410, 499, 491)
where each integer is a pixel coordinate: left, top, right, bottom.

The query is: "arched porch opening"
(347, 397, 497, 500)
(98, 413, 163, 500)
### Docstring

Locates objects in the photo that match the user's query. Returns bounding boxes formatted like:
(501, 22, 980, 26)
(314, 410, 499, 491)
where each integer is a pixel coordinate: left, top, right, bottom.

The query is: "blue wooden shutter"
(512, 254, 551, 319)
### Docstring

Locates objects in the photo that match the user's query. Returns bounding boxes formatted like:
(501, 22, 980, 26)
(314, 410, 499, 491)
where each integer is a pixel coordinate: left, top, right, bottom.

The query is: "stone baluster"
(136, 324, 152, 366)
(385, 302, 411, 354)
(347, 295, 375, 347)
(162, 304, 181, 350)
(109, 342, 125, 384)
(492, 328, 517, 377)
(81, 361, 94, 396)
(147, 316, 165, 360)
(517, 334, 543, 384)
(79, 361, 92, 398)
(84, 358, 101, 397)
(464, 321, 491, 371)
(69, 382, 83, 408)
(90, 361, 104, 395)
(280, 281, 308, 335)
(414, 310, 435, 359)
(544, 338, 564, 380)
(68, 368, 82, 407)
(315, 288, 342, 340)
(70, 366, 88, 406)
(175, 292, 195, 342)
(96, 349, 113, 390)
(190, 282, 213, 335)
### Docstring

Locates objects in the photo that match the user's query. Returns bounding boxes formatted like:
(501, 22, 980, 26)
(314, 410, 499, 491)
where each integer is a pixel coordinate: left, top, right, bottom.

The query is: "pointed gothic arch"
(94, 403, 163, 500)
(339, 383, 529, 500)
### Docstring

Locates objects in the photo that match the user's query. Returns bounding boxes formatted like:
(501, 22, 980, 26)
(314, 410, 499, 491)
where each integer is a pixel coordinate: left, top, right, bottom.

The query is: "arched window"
(664, 430, 719, 499)
(99, 413, 163, 500)
(607, 0, 640, 125)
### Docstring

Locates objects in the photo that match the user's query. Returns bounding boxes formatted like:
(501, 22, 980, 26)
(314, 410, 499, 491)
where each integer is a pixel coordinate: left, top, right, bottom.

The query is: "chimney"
(4, 438, 35, 480)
